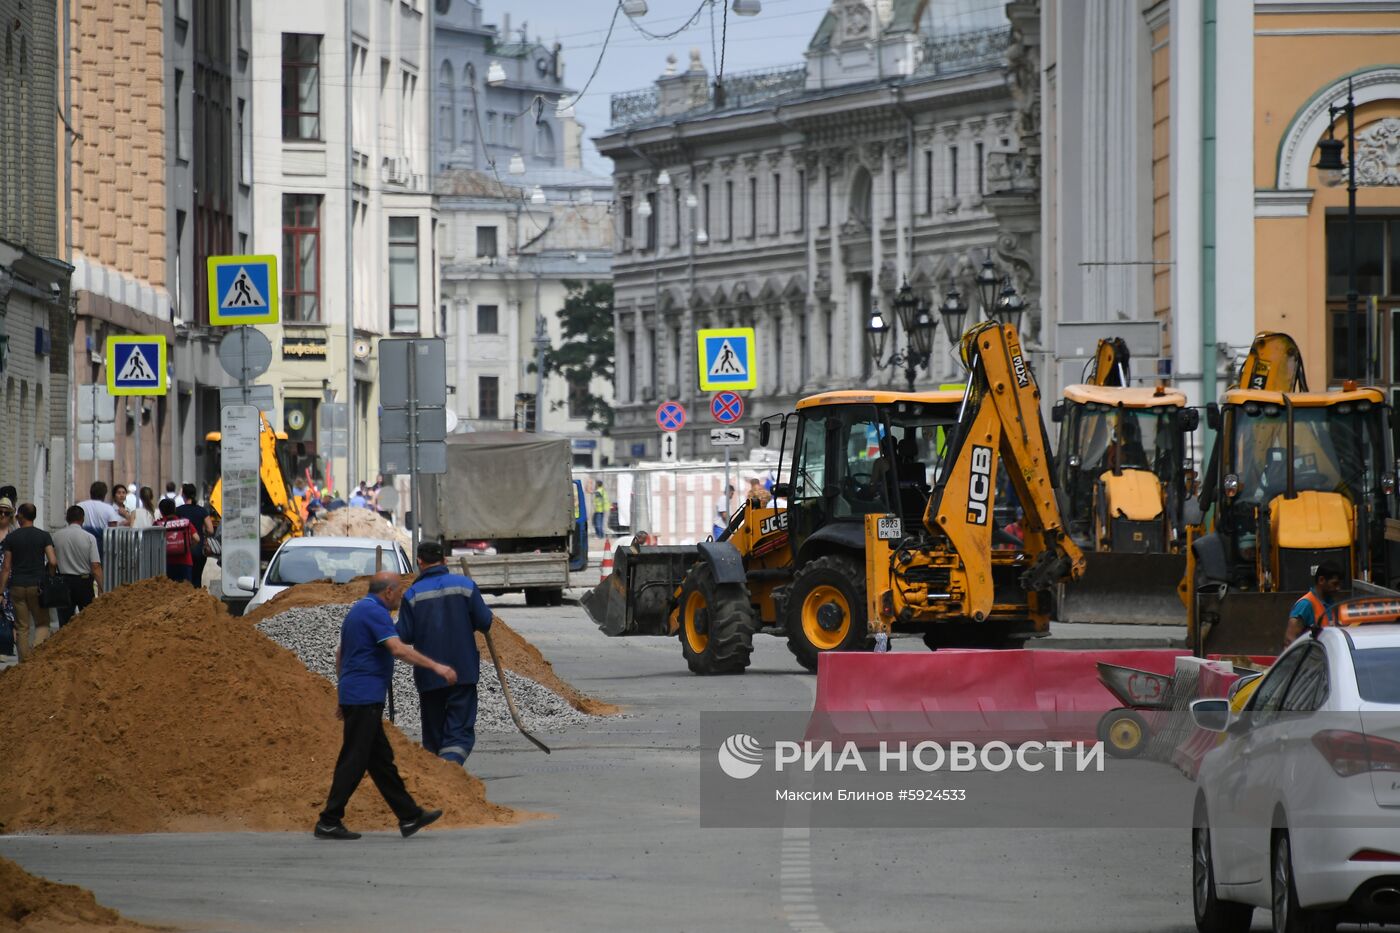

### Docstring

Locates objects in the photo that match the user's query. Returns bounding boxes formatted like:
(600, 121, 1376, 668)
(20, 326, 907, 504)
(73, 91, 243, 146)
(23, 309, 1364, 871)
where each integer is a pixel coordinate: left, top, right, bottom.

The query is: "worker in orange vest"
(1283, 561, 1344, 646)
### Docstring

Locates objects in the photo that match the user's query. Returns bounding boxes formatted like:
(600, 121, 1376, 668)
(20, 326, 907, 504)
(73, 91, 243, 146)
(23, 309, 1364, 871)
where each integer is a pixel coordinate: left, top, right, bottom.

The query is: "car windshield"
(1230, 402, 1384, 506)
(265, 546, 397, 586)
(1352, 646, 1400, 704)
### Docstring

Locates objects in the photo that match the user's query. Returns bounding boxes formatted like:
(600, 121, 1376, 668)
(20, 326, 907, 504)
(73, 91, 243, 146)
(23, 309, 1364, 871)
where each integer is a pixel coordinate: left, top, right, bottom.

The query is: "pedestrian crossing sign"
(106, 335, 167, 396)
(697, 327, 757, 391)
(207, 254, 279, 325)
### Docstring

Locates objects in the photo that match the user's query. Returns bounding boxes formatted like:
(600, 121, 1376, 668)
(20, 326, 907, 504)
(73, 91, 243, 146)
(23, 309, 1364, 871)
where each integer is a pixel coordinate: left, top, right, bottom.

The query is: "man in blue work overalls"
(397, 541, 495, 764)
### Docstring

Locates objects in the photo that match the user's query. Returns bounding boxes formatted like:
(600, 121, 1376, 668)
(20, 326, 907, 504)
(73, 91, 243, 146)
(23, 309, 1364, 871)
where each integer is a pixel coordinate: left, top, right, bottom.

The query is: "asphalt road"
(0, 597, 1214, 933)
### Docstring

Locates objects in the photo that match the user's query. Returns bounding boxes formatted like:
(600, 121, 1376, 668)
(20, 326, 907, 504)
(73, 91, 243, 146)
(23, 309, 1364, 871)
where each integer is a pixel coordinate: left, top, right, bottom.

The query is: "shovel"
(483, 622, 550, 754)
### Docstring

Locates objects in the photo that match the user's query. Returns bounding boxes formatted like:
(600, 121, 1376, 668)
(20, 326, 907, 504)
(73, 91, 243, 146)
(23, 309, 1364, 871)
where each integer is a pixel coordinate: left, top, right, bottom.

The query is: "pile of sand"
(308, 507, 411, 549)
(242, 578, 619, 716)
(0, 577, 520, 834)
(0, 857, 158, 931)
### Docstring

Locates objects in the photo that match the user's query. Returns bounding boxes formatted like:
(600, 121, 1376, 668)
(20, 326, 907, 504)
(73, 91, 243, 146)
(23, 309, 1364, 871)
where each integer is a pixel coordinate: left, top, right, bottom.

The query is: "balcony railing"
(610, 63, 807, 128)
(913, 25, 1012, 78)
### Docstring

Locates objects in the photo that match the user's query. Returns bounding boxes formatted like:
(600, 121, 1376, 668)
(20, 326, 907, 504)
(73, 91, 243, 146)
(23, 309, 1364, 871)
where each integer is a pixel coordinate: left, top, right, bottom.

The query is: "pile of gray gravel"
(256, 604, 602, 737)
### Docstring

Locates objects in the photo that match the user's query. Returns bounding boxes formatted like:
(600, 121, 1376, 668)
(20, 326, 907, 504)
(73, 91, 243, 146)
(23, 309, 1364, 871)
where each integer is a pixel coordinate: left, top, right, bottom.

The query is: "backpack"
(158, 518, 192, 559)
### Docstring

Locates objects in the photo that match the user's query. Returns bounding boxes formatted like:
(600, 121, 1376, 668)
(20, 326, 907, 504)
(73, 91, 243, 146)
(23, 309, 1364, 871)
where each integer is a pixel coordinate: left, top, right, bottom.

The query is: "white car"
(237, 536, 413, 612)
(1191, 612, 1400, 933)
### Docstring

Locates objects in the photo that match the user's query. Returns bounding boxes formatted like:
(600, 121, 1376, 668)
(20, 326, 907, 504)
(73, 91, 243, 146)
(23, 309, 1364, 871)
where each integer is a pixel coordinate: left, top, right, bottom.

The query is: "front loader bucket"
(1056, 551, 1187, 626)
(581, 544, 697, 637)
(1193, 589, 1298, 657)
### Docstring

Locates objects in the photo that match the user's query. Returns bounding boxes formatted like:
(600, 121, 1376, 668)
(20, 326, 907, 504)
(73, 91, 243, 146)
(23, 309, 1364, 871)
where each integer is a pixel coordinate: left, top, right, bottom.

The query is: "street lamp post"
(866, 278, 936, 391)
(1315, 77, 1361, 380)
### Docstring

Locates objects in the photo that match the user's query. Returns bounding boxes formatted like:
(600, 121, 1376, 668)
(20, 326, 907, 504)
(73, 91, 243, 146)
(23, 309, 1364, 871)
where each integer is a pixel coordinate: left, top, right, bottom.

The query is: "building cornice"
(1254, 188, 1315, 217)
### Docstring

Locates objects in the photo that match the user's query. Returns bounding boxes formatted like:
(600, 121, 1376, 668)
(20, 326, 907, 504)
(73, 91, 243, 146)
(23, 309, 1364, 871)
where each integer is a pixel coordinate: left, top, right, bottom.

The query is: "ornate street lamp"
(939, 287, 969, 346)
(1315, 77, 1363, 379)
(868, 278, 935, 390)
(975, 257, 1000, 317)
(991, 280, 1026, 332)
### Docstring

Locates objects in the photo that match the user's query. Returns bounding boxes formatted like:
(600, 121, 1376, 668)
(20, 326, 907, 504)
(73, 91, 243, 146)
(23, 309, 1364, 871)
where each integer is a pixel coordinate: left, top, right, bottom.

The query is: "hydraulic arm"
(926, 322, 1085, 622)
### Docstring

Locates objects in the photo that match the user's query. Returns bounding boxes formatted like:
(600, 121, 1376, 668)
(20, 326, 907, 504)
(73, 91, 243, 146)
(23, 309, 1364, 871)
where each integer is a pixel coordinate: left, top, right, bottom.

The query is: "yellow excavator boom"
(926, 322, 1085, 621)
(1236, 332, 1307, 392)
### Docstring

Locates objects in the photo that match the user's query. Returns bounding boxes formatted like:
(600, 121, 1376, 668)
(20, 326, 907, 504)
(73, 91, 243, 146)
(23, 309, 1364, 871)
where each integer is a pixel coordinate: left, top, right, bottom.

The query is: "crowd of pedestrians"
(1, 479, 220, 665)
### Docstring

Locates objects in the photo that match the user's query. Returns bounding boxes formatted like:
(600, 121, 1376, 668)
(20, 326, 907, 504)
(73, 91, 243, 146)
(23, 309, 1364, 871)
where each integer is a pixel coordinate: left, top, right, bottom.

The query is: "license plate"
(876, 517, 903, 541)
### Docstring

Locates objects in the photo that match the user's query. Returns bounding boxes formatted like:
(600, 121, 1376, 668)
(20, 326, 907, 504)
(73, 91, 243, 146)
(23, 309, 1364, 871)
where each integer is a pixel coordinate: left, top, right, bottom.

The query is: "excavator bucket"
(1056, 551, 1187, 626)
(1192, 589, 1297, 656)
(581, 543, 697, 637)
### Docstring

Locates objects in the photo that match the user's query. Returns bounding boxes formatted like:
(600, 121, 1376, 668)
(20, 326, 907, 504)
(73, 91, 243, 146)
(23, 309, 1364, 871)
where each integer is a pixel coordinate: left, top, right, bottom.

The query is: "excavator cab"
(1187, 333, 1399, 655)
(1052, 384, 1198, 624)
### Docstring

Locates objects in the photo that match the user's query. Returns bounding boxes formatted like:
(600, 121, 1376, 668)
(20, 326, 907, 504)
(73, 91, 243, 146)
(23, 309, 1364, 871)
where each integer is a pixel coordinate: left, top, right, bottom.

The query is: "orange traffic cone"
(599, 538, 614, 575)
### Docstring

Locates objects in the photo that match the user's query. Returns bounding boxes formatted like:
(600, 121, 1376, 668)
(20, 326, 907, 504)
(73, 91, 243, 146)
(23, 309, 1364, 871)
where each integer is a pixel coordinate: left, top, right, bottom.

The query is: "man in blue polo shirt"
(315, 571, 458, 840)
(397, 541, 495, 764)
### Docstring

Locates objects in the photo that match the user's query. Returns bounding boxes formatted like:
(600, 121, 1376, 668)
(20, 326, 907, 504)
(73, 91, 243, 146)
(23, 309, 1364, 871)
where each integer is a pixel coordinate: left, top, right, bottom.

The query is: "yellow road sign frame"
(207, 254, 280, 325)
(697, 327, 757, 392)
(106, 335, 168, 396)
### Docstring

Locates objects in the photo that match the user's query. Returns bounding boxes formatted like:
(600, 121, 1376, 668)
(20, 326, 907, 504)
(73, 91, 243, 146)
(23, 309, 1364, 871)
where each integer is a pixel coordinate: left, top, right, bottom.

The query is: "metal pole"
(240, 325, 250, 404)
(134, 400, 142, 506)
(723, 445, 731, 530)
(344, 0, 357, 499)
(408, 341, 420, 555)
(1346, 78, 1359, 381)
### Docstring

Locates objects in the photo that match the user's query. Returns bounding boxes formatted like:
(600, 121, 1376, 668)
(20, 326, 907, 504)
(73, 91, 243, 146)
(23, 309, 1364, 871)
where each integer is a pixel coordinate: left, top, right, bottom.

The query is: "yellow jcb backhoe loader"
(205, 411, 304, 561)
(582, 321, 1084, 673)
(1186, 332, 1400, 655)
(1052, 337, 1201, 624)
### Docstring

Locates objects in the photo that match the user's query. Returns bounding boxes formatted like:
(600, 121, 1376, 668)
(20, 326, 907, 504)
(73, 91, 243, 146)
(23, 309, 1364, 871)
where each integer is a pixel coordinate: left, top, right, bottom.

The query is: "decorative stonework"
(1355, 117, 1400, 187)
(1276, 67, 1400, 188)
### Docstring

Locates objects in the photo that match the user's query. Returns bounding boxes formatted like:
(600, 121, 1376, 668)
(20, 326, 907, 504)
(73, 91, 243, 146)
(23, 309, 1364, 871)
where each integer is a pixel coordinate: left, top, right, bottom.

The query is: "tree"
(540, 280, 615, 432)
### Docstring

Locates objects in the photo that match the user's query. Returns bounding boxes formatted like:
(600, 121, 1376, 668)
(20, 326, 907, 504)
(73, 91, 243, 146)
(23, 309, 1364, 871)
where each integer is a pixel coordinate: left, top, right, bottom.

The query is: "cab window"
(1280, 644, 1329, 712)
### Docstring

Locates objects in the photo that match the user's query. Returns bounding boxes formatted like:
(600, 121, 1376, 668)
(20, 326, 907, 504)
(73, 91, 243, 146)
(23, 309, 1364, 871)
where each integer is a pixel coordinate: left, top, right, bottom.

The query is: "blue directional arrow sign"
(106, 336, 167, 396)
(207, 254, 279, 325)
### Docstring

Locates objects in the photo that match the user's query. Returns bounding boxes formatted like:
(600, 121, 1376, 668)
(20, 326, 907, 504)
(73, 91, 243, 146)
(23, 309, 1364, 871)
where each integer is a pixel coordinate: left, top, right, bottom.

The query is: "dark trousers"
(419, 683, 479, 764)
(320, 703, 421, 825)
(192, 554, 207, 589)
(55, 574, 95, 625)
(166, 564, 194, 584)
(593, 512, 605, 539)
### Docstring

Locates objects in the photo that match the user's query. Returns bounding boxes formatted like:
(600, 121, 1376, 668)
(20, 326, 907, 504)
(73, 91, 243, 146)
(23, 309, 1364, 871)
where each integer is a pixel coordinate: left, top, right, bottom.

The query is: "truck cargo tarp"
(422, 432, 573, 541)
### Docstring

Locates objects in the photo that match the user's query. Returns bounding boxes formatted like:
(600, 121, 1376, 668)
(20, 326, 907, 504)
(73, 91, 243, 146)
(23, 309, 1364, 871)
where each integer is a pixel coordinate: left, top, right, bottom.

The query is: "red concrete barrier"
(808, 649, 1187, 746)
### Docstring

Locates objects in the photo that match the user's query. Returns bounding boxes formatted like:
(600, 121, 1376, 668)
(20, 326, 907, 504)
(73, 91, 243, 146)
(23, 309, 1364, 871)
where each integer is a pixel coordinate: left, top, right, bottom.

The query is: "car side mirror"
(1189, 698, 1231, 734)
(1050, 400, 1065, 424)
(235, 575, 258, 593)
(1179, 408, 1200, 432)
(771, 482, 791, 498)
(1206, 402, 1220, 432)
(759, 421, 771, 447)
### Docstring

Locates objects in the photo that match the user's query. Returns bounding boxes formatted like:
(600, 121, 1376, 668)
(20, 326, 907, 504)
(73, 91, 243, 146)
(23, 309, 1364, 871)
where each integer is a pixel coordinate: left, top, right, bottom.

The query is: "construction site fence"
(101, 527, 169, 592)
(576, 458, 782, 547)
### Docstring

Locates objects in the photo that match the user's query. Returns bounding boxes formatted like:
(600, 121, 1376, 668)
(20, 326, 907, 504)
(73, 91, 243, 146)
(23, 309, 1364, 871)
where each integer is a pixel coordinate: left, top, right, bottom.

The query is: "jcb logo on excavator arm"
(1011, 353, 1031, 389)
(967, 445, 993, 525)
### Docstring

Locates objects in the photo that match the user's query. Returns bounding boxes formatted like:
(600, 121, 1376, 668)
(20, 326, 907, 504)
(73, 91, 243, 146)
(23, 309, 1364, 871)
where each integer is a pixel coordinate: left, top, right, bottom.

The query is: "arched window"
(535, 121, 555, 162)
(848, 167, 872, 228)
(437, 60, 455, 149)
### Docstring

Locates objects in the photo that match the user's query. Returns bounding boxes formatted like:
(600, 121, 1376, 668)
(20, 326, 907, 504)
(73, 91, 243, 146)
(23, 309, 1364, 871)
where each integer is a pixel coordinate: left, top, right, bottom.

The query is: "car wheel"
(1272, 830, 1336, 933)
(1192, 823, 1253, 933)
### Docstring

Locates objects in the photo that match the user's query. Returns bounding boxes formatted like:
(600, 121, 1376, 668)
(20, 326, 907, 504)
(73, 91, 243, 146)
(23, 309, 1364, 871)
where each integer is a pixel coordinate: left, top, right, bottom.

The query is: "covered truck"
(419, 431, 583, 605)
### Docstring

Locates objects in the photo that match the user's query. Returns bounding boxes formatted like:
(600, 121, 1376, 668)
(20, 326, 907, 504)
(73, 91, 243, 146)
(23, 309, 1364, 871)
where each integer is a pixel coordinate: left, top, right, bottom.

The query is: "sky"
(493, 0, 839, 173)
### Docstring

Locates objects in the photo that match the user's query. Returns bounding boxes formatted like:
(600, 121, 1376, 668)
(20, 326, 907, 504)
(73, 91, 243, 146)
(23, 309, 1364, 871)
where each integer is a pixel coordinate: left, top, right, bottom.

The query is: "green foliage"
(540, 280, 615, 433)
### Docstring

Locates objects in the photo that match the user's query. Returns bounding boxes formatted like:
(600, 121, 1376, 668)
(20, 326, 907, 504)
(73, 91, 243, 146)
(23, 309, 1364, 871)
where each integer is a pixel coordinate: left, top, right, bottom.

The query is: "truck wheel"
(678, 563, 754, 675)
(1100, 708, 1150, 759)
(525, 589, 546, 607)
(545, 587, 564, 607)
(785, 554, 873, 673)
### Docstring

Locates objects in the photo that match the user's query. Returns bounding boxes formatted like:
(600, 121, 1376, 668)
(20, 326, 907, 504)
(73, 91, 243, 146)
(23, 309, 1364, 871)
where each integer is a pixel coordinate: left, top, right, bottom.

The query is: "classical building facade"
(597, 0, 1038, 463)
(0, 0, 72, 525)
(1041, 0, 1400, 406)
(433, 0, 615, 467)
(251, 0, 435, 491)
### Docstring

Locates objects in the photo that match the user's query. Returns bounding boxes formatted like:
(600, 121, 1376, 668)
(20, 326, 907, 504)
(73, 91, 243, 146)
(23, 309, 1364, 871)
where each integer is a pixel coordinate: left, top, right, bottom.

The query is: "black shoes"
(399, 808, 442, 838)
(314, 821, 362, 840)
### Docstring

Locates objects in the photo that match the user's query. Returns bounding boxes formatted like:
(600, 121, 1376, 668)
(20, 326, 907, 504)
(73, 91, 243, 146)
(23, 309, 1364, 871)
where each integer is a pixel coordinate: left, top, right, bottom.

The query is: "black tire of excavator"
(677, 562, 754, 676)
(784, 554, 874, 673)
